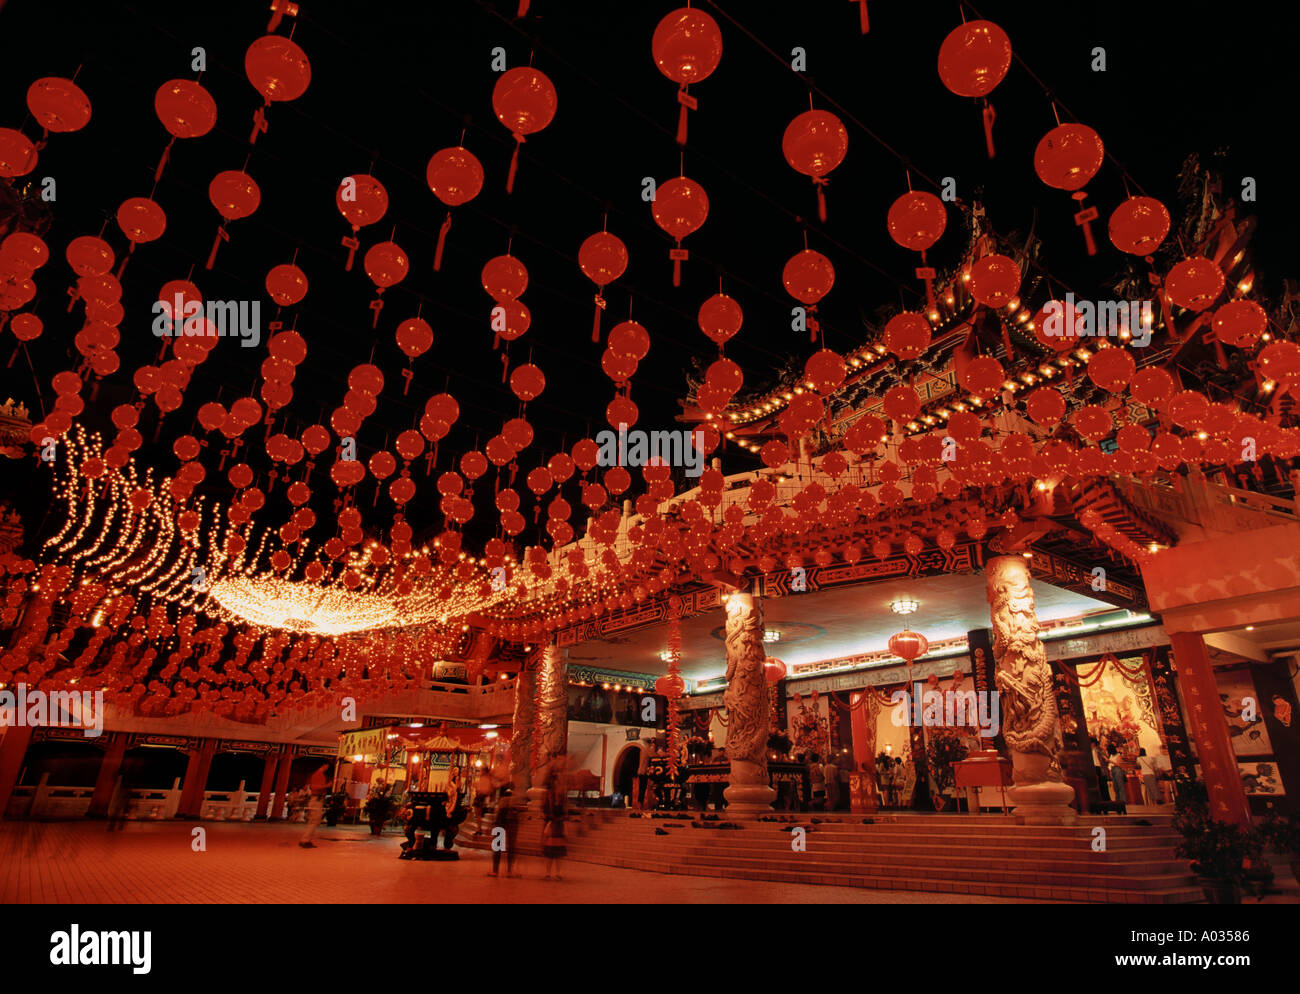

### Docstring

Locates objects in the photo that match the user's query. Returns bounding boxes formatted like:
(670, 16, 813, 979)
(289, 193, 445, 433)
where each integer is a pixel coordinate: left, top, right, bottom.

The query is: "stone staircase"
(462, 809, 1203, 903)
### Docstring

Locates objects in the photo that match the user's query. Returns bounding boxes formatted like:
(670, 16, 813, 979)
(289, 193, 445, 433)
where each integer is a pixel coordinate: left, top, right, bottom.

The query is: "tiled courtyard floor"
(0, 820, 1043, 904)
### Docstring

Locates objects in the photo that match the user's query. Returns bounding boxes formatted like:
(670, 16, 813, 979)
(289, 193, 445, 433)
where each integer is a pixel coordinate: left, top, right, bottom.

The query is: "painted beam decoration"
(1026, 547, 1147, 610)
(759, 542, 985, 597)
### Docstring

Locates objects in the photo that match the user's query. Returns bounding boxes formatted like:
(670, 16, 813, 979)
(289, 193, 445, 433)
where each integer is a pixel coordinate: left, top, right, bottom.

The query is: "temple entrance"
(613, 745, 641, 804)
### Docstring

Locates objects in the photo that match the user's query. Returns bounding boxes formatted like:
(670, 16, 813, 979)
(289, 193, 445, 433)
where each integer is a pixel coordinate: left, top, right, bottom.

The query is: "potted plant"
(1172, 783, 1265, 903)
(1254, 810, 1300, 884)
(925, 729, 970, 807)
(362, 782, 400, 836)
(324, 791, 347, 828)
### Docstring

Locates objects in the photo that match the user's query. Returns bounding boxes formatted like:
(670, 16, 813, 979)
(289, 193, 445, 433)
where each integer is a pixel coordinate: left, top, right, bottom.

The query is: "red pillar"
(270, 746, 293, 820)
(0, 725, 34, 821)
(175, 738, 217, 819)
(87, 733, 129, 818)
(254, 751, 278, 820)
(1168, 632, 1252, 827)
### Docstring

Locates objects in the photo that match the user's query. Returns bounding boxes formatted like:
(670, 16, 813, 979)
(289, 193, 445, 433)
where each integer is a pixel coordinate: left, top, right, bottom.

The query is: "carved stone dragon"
(722, 595, 768, 784)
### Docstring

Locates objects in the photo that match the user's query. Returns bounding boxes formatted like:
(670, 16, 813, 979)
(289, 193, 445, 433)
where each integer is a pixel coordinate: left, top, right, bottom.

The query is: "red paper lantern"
(509, 363, 546, 401)
(245, 35, 311, 102)
(1024, 387, 1066, 426)
(782, 109, 848, 221)
(1109, 196, 1170, 257)
(1130, 367, 1176, 408)
(1086, 346, 1136, 393)
(967, 253, 1020, 307)
(697, 294, 743, 348)
(887, 190, 946, 252)
(608, 320, 651, 361)
(206, 170, 260, 269)
(426, 145, 484, 269)
(960, 355, 1005, 399)
(336, 174, 388, 269)
(265, 264, 308, 307)
(652, 7, 722, 144)
(1164, 257, 1224, 312)
(1035, 123, 1105, 253)
(579, 231, 629, 341)
(783, 250, 834, 341)
(888, 630, 929, 663)
(883, 312, 932, 360)
(805, 349, 846, 395)
(883, 385, 920, 423)
(395, 317, 433, 360)
(482, 255, 529, 301)
(116, 197, 166, 244)
(937, 20, 1011, 156)
(155, 79, 216, 139)
(651, 176, 708, 286)
(0, 128, 37, 178)
(492, 67, 558, 193)
(1213, 299, 1267, 349)
(764, 658, 787, 684)
(27, 77, 92, 133)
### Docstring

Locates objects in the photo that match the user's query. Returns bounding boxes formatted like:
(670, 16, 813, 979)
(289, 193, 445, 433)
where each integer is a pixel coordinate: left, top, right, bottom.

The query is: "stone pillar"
(1168, 632, 1252, 827)
(270, 746, 294, 819)
(0, 725, 34, 822)
(527, 644, 568, 808)
(986, 555, 1076, 824)
(510, 658, 537, 801)
(176, 738, 217, 819)
(87, 732, 128, 818)
(722, 593, 776, 813)
(254, 751, 279, 820)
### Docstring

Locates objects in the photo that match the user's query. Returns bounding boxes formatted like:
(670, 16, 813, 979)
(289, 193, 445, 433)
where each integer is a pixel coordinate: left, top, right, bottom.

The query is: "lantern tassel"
(154, 138, 174, 183)
(342, 234, 359, 272)
(675, 85, 697, 146)
(676, 102, 689, 146)
(982, 100, 997, 159)
(433, 212, 451, 272)
(591, 298, 603, 343)
(815, 179, 828, 223)
(858, 0, 869, 33)
(206, 225, 228, 270)
(506, 134, 523, 194)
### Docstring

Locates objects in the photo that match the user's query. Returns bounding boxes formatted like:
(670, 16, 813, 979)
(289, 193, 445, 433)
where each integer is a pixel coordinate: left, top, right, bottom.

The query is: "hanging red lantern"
(1086, 346, 1136, 393)
(578, 231, 629, 342)
(1034, 123, 1105, 254)
(1108, 196, 1170, 257)
(608, 320, 651, 361)
(1130, 367, 1176, 409)
(27, 77, 92, 134)
(115, 198, 166, 274)
(782, 249, 834, 342)
(782, 109, 848, 222)
(937, 20, 1011, 156)
(698, 293, 742, 349)
(887, 190, 946, 309)
(805, 349, 846, 395)
(335, 174, 388, 271)
(1164, 257, 1224, 312)
(883, 385, 920, 424)
(652, 7, 723, 144)
(265, 263, 308, 307)
(153, 79, 216, 180)
(245, 34, 310, 142)
(1212, 299, 1267, 349)
(427, 146, 484, 270)
(960, 355, 1005, 399)
(883, 312, 932, 360)
(888, 629, 929, 663)
(395, 317, 433, 360)
(363, 241, 408, 327)
(0, 128, 37, 178)
(967, 253, 1020, 307)
(492, 67, 558, 194)
(509, 363, 546, 401)
(206, 170, 260, 270)
(764, 658, 787, 684)
(482, 254, 528, 301)
(651, 176, 708, 286)
(1024, 387, 1065, 426)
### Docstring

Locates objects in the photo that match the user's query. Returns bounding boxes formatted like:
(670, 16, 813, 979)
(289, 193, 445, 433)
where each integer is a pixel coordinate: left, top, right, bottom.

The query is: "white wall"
(567, 721, 655, 795)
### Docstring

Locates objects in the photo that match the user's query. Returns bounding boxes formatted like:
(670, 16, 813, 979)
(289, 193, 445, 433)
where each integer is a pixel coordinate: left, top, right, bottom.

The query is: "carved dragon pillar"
(987, 555, 1077, 824)
(510, 655, 537, 800)
(723, 593, 776, 813)
(526, 643, 568, 808)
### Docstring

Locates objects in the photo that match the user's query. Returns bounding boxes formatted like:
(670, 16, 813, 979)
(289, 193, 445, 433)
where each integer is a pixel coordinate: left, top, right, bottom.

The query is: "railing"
(4, 774, 303, 822)
(1116, 472, 1298, 539)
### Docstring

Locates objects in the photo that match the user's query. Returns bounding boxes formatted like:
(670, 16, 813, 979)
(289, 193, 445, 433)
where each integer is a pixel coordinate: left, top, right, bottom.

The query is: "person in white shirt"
(1137, 748, 1160, 805)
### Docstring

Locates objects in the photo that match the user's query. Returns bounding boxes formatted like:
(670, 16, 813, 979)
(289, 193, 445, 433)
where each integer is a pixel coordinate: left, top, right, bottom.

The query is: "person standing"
(1090, 736, 1110, 804)
(472, 765, 495, 833)
(542, 773, 568, 880)
(488, 788, 520, 877)
(823, 754, 840, 812)
(299, 764, 329, 849)
(1108, 746, 1128, 815)
(1137, 748, 1159, 805)
(634, 744, 650, 811)
(808, 753, 826, 810)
